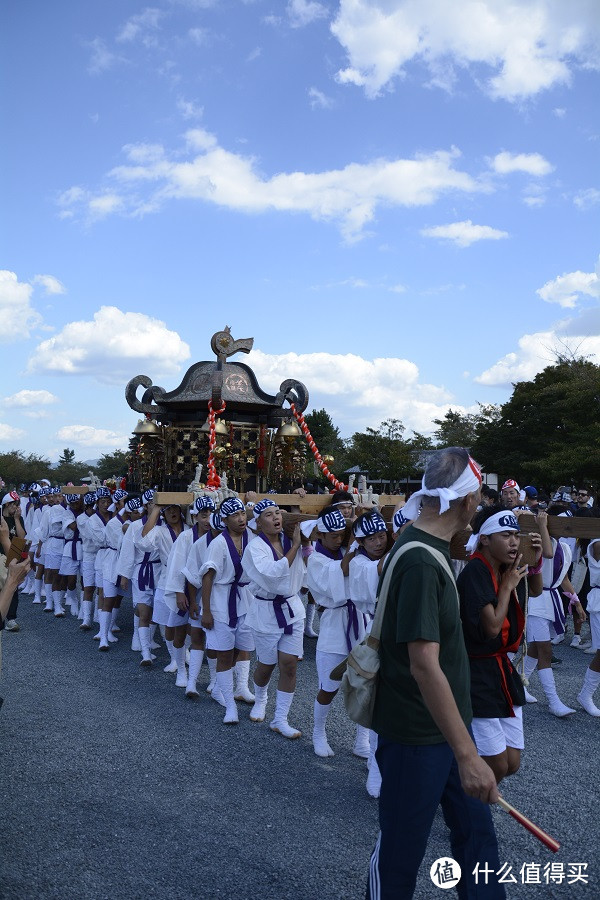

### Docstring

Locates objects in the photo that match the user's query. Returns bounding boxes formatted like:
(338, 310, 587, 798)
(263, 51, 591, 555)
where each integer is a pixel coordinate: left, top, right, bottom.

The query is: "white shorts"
(526, 615, 558, 643)
(103, 578, 121, 600)
(205, 615, 255, 652)
(44, 549, 63, 571)
(471, 706, 524, 756)
(132, 580, 155, 608)
(590, 611, 600, 651)
(316, 649, 347, 693)
(152, 588, 171, 626)
(253, 621, 304, 665)
(59, 557, 81, 577)
(81, 556, 97, 589)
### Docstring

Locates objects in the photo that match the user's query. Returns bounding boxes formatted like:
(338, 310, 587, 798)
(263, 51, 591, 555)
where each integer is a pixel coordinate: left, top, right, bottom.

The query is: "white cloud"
(537, 266, 600, 308)
(177, 97, 204, 120)
(188, 27, 209, 45)
(490, 151, 554, 176)
(32, 274, 65, 295)
(4, 390, 59, 408)
(56, 425, 129, 449)
(58, 130, 487, 241)
(26, 306, 190, 384)
(0, 423, 26, 442)
(87, 38, 116, 75)
(308, 87, 334, 109)
(246, 348, 465, 435)
(475, 328, 600, 386)
(420, 220, 509, 247)
(331, 0, 600, 101)
(287, 0, 329, 28)
(247, 46, 262, 62)
(0, 271, 43, 342)
(553, 107, 566, 117)
(574, 188, 600, 210)
(116, 8, 164, 44)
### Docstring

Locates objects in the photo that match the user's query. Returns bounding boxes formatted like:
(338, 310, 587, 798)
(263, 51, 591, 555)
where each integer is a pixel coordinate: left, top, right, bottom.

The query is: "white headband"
(465, 511, 520, 554)
(401, 456, 482, 521)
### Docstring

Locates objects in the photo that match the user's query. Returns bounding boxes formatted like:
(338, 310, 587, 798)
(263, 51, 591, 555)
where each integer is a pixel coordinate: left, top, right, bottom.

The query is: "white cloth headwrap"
(465, 511, 520, 554)
(401, 456, 482, 522)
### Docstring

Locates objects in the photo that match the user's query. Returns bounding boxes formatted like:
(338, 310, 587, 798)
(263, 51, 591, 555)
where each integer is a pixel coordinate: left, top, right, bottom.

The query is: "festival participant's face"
(502, 488, 519, 508)
(482, 531, 520, 566)
(195, 508, 212, 533)
(336, 502, 354, 520)
(164, 505, 182, 526)
(225, 510, 247, 534)
(98, 497, 111, 514)
(258, 506, 282, 535)
(3, 501, 18, 517)
(361, 530, 388, 560)
(577, 491, 589, 507)
(320, 530, 345, 552)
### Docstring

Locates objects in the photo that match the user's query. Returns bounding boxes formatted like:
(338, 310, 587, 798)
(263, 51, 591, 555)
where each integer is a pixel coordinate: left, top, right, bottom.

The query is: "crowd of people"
(2, 457, 599, 897)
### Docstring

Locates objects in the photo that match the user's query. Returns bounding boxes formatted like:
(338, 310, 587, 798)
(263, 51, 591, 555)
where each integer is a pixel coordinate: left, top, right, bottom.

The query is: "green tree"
(433, 409, 480, 448)
(94, 449, 132, 483)
(347, 419, 414, 484)
(303, 409, 348, 484)
(0, 450, 52, 488)
(473, 358, 600, 488)
(54, 448, 89, 487)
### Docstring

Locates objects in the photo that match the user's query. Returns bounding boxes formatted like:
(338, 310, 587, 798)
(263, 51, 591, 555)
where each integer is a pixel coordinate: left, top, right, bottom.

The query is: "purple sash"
(314, 541, 343, 561)
(255, 532, 294, 634)
(65, 525, 81, 560)
(138, 552, 159, 591)
(223, 529, 249, 627)
(544, 541, 566, 635)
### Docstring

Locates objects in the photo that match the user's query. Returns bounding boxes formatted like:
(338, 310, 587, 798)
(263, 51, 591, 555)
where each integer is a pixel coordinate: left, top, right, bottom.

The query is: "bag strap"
(367, 539, 459, 650)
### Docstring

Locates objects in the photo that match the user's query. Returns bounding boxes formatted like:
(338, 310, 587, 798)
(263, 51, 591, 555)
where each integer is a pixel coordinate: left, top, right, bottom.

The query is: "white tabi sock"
(538, 667, 576, 716)
(522, 654, 538, 702)
(184, 633, 192, 650)
(163, 639, 177, 672)
(44, 583, 53, 610)
(138, 626, 153, 665)
(66, 589, 78, 616)
(577, 667, 600, 716)
(80, 600, 93, 629)
(366, 730, 381, 797)
(174, 646, 187, 687)
(149, 623, 160, 649)
(234, 660, 255, 703)
(216, 668, 238, 723)
(304, 604, 318, 637)
(312, 699, 334, 756)
(159, 624, 166, 639)
(93, 597, 99, 623)
(186, 649, 204, 696)
(110, 607, 120, 632)
(270, 690, 301, 739)
(34, 579, 43, 603)
(206, 656, 218, 691)
(250, 682, 269, 722)
(131, 613, 141, 651)
(354, 724, 371, 758)
(53, 591, 65, 616)
(98, 609, 111, 649)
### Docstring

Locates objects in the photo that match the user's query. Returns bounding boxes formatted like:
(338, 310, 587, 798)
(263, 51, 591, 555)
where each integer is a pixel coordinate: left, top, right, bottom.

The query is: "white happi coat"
(242, 532, 306, 634)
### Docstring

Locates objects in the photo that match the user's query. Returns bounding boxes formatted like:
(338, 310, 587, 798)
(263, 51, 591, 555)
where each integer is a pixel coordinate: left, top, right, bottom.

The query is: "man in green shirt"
(367, 447, 505, 899)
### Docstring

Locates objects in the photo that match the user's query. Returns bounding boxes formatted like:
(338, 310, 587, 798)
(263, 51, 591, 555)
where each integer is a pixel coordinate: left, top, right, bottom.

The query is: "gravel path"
(1, 601, 597, 899)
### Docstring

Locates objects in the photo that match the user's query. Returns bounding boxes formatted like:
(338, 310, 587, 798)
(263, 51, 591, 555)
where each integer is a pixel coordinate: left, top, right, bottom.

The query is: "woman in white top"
(242, 499, 304, 738)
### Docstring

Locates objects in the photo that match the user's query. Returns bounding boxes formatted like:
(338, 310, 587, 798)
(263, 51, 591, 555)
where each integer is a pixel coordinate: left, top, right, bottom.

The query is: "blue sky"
(2, 0, 600, 462)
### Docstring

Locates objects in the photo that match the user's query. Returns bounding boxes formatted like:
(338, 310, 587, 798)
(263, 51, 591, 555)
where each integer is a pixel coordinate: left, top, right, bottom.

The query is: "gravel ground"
(1, 600, 598, 900)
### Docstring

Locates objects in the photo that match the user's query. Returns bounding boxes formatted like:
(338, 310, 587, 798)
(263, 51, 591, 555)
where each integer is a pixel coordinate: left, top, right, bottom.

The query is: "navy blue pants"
(366, 737, 505, 899)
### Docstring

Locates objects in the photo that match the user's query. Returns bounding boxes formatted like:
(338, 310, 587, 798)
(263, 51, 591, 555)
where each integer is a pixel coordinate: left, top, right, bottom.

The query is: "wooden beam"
(154, 491, 195, 506)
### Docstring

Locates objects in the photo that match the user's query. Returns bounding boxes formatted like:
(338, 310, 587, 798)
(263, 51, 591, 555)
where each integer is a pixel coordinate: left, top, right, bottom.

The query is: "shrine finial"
(210, 326, 254, 363)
